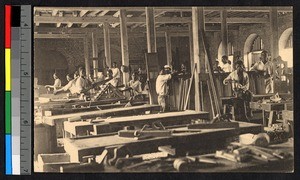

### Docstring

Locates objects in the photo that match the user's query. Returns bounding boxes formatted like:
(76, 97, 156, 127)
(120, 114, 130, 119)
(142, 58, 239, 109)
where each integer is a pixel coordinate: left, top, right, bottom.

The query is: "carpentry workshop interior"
(33, 6, 293, 173)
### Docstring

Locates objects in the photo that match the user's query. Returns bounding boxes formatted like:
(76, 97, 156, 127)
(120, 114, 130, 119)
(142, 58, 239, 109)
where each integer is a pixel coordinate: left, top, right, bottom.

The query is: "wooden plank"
(84, 37, 90, 77)
(34, 16, 269, 24)
(64, 121, 262, 162)
(192, 7, 201, 111)
(221, 9, 228, 56)
(43, 104, 162, 126)
(146, 7, 157, 53)
(91, 32, 98, 78)
(63, 110, 209, 137)
(165, 32, 172, 65)
(270, 7, 279, 60)
(119, 9, 130, 83)
(103, 22, 111, 67)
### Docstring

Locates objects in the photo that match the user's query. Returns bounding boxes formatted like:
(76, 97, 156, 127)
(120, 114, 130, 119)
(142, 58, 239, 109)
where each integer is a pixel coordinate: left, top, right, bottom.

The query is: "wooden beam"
(34, 6, 292, 13)
(113, 10, 120, 17)
(91, 32, 99, 78)
(84, 37, 90, 77)
(192, 7, 206, 112)
(103, 22, 111, 68)
(88, 10, 101, 16)
(165, 32, 172, 66)
(79, 10, 89, 17)
(270, 7, 279, 60)
(34, 33, 84, 39)
(34, 16, 269, 24)
(146, 7, 157, 53)
(81, 23, 89, 28)
(119, 9, 130, 83)
(52, 9, 58, 16)
(98, 10, 109, 16)
(56, 11, 63, 28)
(188, 23, 194, 78)
(221, 9, 228, 56)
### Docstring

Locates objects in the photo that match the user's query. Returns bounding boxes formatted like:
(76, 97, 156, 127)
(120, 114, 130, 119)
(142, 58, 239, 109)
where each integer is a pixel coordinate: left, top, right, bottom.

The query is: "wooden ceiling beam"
(52, 9, 58, 16)
(56, 11, 63, 28)
(98, 10, 110, 16)
(35, 16, 269, 24)
(34, 6, 292, 13)
(79, 10, 89, 17)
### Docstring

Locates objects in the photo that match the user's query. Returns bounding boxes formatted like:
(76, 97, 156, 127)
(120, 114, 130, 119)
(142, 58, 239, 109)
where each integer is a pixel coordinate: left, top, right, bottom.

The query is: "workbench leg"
(262, 110, 266, 126)
(268, 111, 274, 127)
(223, 105, 226, 115)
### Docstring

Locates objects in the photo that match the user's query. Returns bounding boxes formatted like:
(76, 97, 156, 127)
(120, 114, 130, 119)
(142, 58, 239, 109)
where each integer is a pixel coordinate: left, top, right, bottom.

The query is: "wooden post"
(165, 31, 172, 66)
(91, 32, 98, 78)
(192, 7, 203, 111)
(146, 7, 157, 53)
(103, 22, 111, 68)
(83, 36, 90, 77)
(119, 9, 130, 83)
(270, 7, 279, 93)
(188, 23, 194, 72)
(270, 7, 279, 60)
(221, 9, 228, 57)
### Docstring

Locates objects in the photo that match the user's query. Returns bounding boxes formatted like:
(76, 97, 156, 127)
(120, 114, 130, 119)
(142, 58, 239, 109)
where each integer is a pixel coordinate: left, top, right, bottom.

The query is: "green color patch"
(5, 91, 11, 134)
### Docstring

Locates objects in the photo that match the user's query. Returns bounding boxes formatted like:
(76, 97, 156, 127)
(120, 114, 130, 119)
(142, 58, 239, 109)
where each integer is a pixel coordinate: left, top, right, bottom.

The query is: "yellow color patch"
(5, 48, 11, 91)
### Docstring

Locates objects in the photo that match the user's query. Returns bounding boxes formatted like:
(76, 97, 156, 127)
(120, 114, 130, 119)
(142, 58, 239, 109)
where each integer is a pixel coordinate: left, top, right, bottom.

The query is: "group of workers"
(44, 50, 282, 116)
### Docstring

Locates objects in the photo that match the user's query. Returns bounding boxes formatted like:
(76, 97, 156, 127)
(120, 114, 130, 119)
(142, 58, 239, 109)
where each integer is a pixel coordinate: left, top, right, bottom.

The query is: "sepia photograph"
(33, 6, 293, 173)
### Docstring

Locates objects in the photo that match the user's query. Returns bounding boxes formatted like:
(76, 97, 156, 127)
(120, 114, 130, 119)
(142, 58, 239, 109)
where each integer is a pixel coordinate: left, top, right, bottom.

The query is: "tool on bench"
(118, 122, 201, 139)
(173, 155, 219, 171)
(215, 150, 250, 163)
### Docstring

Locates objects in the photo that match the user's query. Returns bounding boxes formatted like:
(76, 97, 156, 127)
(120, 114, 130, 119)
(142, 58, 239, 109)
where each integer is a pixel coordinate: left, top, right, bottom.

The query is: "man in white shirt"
(249, 50, 273, 93)
(54, 71, 79, 95)
(45, 73, 62, 91)
(75, 67, 89, 94)
(110, 62, 121, 86)
(223, 60, 251, 121)
(221, 55, 232, 73)
(156, 65, 172, 112)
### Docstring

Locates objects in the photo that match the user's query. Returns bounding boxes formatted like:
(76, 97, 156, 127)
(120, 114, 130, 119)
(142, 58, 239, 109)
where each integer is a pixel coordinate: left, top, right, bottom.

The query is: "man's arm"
(223, 72, 233, 85)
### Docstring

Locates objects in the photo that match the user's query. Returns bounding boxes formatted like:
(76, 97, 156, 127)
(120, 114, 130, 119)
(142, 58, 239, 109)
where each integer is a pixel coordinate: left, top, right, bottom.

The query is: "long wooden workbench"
(63, 110, 211, 137)
(64, 121, 262, 162)
(43, 104, 162, 138)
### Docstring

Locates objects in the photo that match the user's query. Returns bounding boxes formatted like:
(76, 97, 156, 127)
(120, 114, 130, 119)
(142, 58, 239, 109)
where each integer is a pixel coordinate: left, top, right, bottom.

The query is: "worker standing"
(156, 65, 172, 113)
(110, 62, 121, 86)
(250, 50, 273, 93)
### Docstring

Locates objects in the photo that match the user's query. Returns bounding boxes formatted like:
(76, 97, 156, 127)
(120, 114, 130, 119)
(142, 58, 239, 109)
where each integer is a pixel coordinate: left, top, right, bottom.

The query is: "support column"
(103, 22, 111, 68)
(165, 31, 172, 66)
(146, 7, 157, 53)
(119, 9, 130, 83)
(221, 9, 228, 57)
(91, 32, 98, 78)
(188, 23, 194, 72)
(192, 7, 205, 111)
(270, 7, 279, 60)
(83, 36, 90, 77)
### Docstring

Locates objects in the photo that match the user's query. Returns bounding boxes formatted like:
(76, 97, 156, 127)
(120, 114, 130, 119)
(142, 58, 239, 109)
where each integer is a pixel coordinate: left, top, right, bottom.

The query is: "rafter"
(98, 10, 109, 16)
(35, 16, 269, 24)
(79, 10, 89, 17)
(52, 9, 58, 16)
(56, 11, 63, 28)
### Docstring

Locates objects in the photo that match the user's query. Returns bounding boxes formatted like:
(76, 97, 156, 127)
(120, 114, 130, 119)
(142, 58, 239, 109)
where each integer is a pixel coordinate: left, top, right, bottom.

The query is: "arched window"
(279, 28, 293, 67)
(243, 34, 264, 71)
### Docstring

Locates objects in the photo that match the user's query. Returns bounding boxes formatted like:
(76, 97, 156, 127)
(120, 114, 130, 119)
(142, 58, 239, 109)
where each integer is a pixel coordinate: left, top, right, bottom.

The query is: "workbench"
(250, 100, 293, 127)
(43, 104, 162, 138)
(64, 121, 262, 162)
(63, 110, 210, 137)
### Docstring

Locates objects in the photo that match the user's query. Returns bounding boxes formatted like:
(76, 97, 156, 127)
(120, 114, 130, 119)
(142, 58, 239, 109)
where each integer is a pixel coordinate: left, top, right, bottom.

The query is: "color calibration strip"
(5, 4, 12, 175)
(5, 5, 31, 175)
